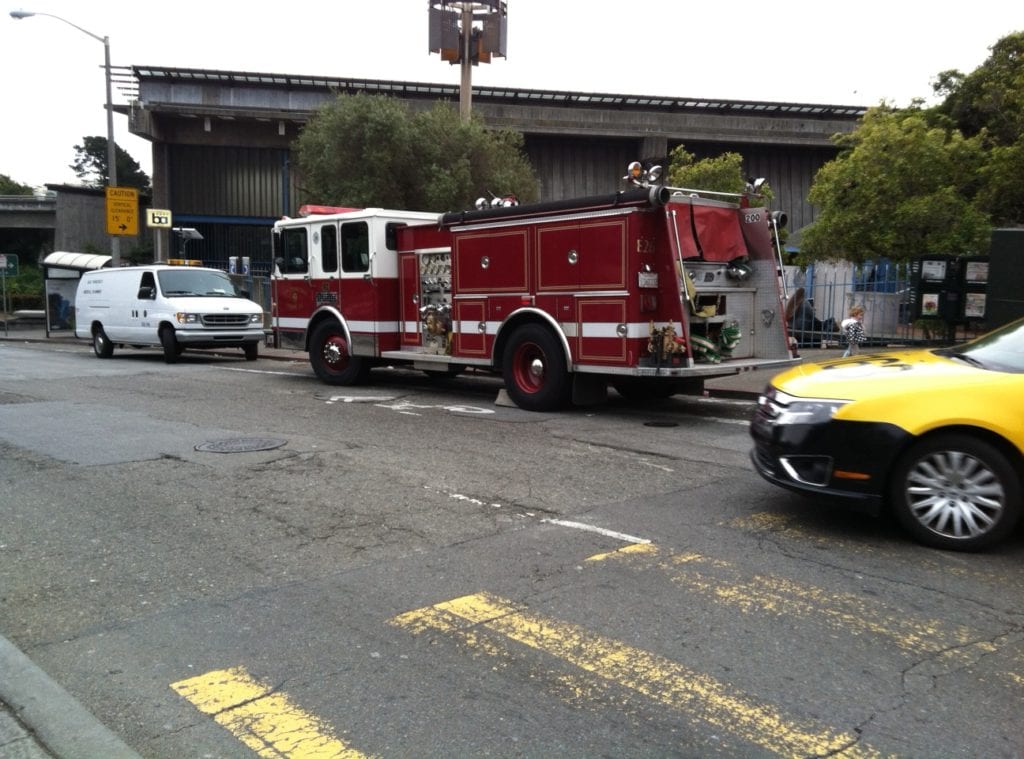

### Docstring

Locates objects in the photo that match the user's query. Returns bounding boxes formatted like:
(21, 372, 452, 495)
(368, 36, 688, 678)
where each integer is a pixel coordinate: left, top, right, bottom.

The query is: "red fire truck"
(270, 164, 798, 411)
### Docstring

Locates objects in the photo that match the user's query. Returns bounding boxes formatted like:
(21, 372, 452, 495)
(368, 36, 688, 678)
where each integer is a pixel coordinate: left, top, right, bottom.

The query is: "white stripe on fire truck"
(284, 318, 671, 341)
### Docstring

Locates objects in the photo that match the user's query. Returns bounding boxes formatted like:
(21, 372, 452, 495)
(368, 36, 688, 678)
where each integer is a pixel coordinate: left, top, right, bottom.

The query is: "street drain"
(643, 420, 679, 428)
(195, 437, 288, 454)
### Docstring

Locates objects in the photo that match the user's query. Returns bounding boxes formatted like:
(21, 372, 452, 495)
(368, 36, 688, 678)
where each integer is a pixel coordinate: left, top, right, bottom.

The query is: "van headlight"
(757, 389, 850, 425)
(175, 312, 199, 324)
(249, 313, 262, 324)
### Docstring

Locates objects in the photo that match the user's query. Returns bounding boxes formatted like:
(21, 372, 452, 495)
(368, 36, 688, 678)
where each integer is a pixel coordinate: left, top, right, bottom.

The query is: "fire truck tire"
(160, 326, 180, 364)
(502, 324, 570, 412)
(310, 321, 369, 385)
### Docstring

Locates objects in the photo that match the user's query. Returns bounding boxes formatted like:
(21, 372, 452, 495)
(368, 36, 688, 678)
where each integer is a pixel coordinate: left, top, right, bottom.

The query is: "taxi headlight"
(758, 389, 850, 425)
(175, 312, 199, 324)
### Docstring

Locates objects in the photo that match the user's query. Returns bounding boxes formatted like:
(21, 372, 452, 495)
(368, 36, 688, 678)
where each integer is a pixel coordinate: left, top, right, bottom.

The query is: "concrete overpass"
(6, 66, 866, 269)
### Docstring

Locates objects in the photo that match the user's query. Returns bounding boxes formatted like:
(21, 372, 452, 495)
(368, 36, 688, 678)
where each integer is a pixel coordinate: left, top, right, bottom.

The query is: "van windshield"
(158, 269, 240, 297)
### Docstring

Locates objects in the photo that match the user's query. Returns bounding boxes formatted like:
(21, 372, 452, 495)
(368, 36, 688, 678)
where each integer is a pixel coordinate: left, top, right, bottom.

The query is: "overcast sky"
(3, 0, 1021, 189)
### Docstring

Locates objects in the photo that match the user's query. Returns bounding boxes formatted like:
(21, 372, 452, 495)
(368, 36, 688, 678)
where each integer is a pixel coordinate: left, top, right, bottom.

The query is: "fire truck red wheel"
(310, 321, 369, 385)
(502, 324, 570, 412)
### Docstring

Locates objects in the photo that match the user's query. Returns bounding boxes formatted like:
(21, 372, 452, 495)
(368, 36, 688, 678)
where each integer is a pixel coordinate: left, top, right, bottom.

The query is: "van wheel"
(93, 326, 114, 358)
(160, 327, 179, 364)
(502, 324, 570, 411)
(309, 321, 369, 385)
(243, 343, 259, 361)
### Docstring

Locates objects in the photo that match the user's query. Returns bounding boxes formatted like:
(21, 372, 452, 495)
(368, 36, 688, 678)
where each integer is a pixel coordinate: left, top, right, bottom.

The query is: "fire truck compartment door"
(538, 219, 628, 291)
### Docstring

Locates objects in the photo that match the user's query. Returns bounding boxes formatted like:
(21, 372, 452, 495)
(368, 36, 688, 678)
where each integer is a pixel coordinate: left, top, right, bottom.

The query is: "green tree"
(666, 146, 775, 204)
(975, 140, 1024, 225)
(933, 31, 1024, 148)
(0, 174, 34, 195)
(295, 94, 538, 211)
(933, 31, 1024, 224)
(800, 107, 991, 265)
(667, 147, 748, 196)
(70, 136, 151, 193)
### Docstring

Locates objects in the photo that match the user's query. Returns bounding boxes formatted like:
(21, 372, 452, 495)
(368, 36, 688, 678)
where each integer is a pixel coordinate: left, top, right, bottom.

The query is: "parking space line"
(171, 666, 367, 758)
(592, 544, 988, 656)
(542, 518, 651, 545)
(391, 592, 881, 758)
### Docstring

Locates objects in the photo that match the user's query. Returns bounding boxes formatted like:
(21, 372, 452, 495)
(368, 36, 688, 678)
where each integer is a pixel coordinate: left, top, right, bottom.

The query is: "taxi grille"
(201, 314, 251, 328)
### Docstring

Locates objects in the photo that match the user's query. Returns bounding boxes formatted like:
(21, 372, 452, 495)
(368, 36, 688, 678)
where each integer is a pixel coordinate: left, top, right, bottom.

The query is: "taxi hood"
(767, 349, 997, 401)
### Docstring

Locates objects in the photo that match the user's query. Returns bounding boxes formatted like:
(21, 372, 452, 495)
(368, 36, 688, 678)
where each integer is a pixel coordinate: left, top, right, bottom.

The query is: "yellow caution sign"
(106, 186, 139, 236)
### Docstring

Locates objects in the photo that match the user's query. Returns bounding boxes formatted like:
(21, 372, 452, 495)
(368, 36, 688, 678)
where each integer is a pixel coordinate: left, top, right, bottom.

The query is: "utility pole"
(428, 1, 507, 122)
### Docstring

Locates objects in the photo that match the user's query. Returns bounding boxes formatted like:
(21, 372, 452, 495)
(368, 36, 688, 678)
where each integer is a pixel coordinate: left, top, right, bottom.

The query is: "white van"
(75, 265, 266, 362)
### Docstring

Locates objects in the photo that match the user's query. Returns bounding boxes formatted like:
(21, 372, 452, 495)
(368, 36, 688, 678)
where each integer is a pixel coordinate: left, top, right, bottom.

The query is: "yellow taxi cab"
(750, 316, 1024, 551)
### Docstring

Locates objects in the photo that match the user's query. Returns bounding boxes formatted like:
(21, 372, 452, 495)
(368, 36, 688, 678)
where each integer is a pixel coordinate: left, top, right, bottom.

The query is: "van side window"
(321, 224, 338, 274)
(341, 221, 370, 273)
(139, 271, 156, 299)
(277, 228, 308, 274)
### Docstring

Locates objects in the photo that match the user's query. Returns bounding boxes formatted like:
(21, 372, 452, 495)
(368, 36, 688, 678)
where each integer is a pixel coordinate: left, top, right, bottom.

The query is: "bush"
(2, 269, 44, 312)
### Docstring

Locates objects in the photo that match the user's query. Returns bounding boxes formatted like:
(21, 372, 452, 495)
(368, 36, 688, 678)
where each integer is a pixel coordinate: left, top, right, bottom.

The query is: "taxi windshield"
(939, 317, 1024, 373)
(157, 269, 240, 297)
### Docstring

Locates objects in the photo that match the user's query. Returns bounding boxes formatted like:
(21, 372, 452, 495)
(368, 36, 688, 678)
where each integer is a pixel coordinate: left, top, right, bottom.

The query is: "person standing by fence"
(841, 305, 867, 357)
(785, 287, 833, 348)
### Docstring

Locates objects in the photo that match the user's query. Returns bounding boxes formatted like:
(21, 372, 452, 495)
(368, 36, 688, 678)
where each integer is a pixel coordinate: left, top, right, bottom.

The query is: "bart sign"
(106, 186, 139, 236)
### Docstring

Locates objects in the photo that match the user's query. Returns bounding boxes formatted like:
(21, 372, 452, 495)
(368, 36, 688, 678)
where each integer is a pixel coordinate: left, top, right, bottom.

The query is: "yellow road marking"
(392, 592, 883, 758)
(171, 666, 369, 758)
(592, 544, 989, 657)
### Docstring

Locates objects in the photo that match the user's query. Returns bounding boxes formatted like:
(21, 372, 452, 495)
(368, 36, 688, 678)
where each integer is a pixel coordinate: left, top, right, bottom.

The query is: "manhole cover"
(643, 420, 679, 428)
(195, 437, 288, 454)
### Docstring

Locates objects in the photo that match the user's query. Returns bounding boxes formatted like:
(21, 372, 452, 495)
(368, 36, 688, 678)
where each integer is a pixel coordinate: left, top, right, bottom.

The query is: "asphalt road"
(1, 340, 1023, 758)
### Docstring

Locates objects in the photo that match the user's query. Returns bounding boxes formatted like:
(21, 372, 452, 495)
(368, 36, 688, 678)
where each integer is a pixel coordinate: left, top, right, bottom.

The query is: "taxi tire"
(889, 434, 1021, 551)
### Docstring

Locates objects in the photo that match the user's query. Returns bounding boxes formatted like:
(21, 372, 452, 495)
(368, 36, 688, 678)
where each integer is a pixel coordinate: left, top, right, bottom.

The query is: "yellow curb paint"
(171, 666, 369, 758)
(392, 593, 884, 758)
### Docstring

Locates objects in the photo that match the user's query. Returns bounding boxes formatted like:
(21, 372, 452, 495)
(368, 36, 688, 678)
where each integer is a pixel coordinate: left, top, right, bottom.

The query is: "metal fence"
(782, 263, 980, 348)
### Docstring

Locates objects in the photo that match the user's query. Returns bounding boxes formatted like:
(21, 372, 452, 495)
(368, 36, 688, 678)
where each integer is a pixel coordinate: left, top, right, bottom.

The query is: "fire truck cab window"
(341, 221, 370, 273)
(385, 222, 403, 251)
(320, 224, 338, 274)
(276, 227, 308, 275)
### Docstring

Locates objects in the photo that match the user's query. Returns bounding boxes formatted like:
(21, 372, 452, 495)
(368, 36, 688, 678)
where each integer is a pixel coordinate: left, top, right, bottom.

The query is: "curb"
(0, 636, 140, 759)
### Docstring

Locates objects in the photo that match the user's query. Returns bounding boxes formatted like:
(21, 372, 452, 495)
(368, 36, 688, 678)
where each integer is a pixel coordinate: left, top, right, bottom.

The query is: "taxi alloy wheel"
(890, 434, 1022, 551)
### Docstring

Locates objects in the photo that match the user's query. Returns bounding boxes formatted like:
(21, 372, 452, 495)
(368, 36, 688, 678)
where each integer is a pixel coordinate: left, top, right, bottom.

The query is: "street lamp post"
(10, 9, 120, 265)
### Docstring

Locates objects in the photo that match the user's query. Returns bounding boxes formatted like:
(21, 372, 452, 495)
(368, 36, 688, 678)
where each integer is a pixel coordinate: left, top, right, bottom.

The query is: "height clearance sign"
(106, 186, 139, 236)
